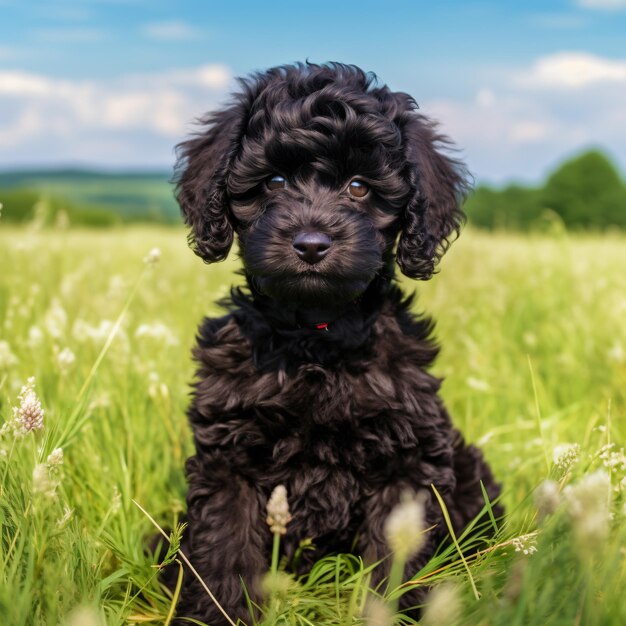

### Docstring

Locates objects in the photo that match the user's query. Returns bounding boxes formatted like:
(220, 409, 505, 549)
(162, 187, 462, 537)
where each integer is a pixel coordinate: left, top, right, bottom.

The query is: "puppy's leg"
(358, 485, 441, 612)
(175, 454, 268, 626)
(445, 431, 504, 534)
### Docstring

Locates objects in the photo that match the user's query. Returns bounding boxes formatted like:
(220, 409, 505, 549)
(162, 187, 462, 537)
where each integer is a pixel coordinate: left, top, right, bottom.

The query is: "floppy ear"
(396, 113, 469, 279)
(174, 100, 250, 263)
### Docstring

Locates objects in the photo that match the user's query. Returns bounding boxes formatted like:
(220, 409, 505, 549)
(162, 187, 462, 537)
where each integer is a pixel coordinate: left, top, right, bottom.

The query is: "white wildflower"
(56, 347, 76, 372)
(66, 606, 104, 626)
(71, 319, 91, 342)
(11, 377, 44, 436)
(47, 447, 64, 467)
(564, 470, 611, 550)
(135, 322, 179, 346)
(511, 533, 538, 556)
(553, 443, 580, 474)
(106, 274, 127, 300)
(466, 376, 490, 392)
(0, 340, 19, 369)
(421, 582, 462, 626)
(599, 443, 626, 473)
(27, 325, 44, 348)
(363, 597, 394, 626)
(32, 463, 58, 498)
(143, 247, 161, 265)
(148, 371, 169, 400)
(523, 331, 538, 347)
(44, 298, 68, 339)
(266, 485, 291, 535)
(72, 319, 126, 346)
(383, 491, 426, 561)
(534, 479, 561, 519)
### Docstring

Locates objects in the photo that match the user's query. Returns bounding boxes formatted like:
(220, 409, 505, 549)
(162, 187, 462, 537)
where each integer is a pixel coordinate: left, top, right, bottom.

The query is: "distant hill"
(0, 169, 179, 225)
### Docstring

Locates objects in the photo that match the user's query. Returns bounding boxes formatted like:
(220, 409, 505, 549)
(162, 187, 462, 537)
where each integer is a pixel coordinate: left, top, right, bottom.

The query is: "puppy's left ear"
(174, 102, 248, 263)
(396, 113, 469, 279)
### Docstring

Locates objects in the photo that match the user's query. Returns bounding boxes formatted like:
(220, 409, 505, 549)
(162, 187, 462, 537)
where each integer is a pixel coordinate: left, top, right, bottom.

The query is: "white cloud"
(0, 64, 232, 167)
(1, 53, 624, 182)
(517, 52, 626, 89)
(0, 71, 51, 95)
(142, 20, 201, 41)
(576, 0, 626, 9)
(421, 52, 626, 182)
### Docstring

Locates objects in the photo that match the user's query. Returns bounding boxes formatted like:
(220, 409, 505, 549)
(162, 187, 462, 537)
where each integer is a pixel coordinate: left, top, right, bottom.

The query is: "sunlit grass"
(0, 224, 625, 625)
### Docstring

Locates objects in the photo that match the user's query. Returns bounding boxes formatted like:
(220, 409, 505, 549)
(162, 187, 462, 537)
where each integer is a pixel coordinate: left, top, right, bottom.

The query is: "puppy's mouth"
(251, 270, 373, 308)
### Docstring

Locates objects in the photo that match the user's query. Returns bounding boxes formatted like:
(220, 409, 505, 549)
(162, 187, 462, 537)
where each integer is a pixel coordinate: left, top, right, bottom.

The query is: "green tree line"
(1, 150, 624, 230)
(465, 149, 626, 230)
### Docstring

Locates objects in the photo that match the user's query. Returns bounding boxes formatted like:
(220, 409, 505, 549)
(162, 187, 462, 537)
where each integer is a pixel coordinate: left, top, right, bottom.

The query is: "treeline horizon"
(465, 149, 626, 230)
(1, 149, 625, 230)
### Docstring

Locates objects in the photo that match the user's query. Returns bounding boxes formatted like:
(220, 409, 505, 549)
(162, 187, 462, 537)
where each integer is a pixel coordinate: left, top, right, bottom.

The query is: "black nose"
(292, 231, 332, 265)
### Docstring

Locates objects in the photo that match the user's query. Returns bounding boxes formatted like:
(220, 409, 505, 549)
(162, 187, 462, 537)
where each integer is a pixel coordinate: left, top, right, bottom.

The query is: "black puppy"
(172, 62, 502, 624)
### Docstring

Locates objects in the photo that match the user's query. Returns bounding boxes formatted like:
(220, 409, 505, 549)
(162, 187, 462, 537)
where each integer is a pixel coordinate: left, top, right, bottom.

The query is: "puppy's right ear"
(175, 101, 249, 262)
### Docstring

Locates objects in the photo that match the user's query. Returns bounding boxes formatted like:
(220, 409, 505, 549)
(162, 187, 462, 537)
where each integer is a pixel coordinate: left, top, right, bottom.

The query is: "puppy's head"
(176, 62, 468, 308)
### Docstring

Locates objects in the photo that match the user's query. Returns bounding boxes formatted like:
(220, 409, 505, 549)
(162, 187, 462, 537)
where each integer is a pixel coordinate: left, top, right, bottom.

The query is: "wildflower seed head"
(564, 470, 611, 550)
(266, 485, 291, 535)
(66, 606, 104, 626)
(599, 443, 626, 474)
(383, 490, 426, 561)
(32, 463, 58, 498)
(135, 322, 179, 346)
(27, 325, 44, 348)
(47, 447, 64, 467)
(143, 247, 161, 265)
(421, 582, 462, 626)
(260, 571, 292, 597)
(44, 298, 67, 339)
(363, 597, 394, 626)
(511, 533, 538, 556)
(534, 479, 561, 519)
(0, 340, 19, 369)
(12, 377, 44, 435)
(553, 443, 580, 475)
(56, 347, 76, 372)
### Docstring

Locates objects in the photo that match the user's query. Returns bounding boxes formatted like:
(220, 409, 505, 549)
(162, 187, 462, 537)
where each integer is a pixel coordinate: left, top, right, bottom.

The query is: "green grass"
(1, 224, 625, 625)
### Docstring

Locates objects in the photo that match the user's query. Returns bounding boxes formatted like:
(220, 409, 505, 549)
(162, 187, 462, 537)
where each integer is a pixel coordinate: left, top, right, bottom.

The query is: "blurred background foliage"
(465, 149, 626, 231)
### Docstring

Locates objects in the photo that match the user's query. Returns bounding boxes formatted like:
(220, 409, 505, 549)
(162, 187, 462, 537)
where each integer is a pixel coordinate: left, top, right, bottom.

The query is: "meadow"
(0, 223, 625, 625)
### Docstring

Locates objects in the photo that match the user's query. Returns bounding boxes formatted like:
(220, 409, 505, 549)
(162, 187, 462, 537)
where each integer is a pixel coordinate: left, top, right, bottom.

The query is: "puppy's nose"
(292, 231, 331, 264)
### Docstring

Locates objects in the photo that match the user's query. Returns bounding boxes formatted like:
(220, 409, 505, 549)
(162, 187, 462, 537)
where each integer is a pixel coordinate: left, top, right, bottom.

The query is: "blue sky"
(1, 0, 626, 183)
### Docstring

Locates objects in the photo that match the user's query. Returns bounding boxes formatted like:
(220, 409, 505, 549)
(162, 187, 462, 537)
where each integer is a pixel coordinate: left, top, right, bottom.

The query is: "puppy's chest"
(213, 363, 420, 478)
(195, 318, 431, 472)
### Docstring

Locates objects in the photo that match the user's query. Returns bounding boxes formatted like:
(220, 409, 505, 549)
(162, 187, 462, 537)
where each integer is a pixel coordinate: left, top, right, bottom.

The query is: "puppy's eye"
(267, 175, 287, 190)
(348, 179, 369, 198)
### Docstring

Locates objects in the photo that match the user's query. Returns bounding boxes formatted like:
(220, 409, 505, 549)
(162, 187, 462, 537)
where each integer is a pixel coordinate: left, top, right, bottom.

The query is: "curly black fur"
(169, 62, 502, 624)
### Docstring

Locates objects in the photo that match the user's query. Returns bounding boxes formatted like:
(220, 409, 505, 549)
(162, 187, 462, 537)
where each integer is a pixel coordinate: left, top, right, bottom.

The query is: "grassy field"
(0, 224, 625, 625)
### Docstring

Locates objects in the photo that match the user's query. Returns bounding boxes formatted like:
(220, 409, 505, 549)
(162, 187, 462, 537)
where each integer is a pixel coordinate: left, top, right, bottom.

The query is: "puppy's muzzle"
(292, 231, 332, 265)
